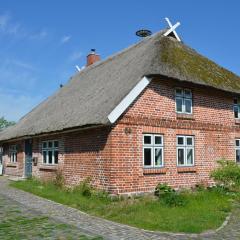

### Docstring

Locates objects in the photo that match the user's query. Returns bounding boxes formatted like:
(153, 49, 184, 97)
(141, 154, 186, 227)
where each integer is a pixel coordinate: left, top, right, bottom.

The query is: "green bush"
(210, 160, 240, 191)
(155, 183, 187, 207)
(154, 183, 175, 197)
(74, 177, 93, 197)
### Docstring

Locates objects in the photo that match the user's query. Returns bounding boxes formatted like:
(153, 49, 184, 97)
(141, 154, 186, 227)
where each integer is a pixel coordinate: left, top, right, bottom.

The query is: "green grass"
(10, 179, 233, 233)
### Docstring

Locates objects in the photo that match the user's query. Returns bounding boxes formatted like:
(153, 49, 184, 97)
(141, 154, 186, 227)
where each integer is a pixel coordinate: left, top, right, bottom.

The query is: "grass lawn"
(10, 179, 233, 234)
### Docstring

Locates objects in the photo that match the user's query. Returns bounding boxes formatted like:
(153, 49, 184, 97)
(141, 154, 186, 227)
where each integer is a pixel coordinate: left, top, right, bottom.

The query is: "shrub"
(155, 183, 187, 207)
(74, 177, 93, 197)
(210, 160, 240, 191)
(53, 168, 65, 189)
(154, 183, 175, 197)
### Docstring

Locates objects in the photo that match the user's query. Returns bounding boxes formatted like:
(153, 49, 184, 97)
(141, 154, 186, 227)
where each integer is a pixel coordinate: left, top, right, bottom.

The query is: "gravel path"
(0, 177, 239, 240)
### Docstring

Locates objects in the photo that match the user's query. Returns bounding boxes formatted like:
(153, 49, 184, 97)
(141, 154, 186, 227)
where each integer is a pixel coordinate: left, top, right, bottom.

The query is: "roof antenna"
(136, 29, 152, 38)
(163, 17, 181, 42)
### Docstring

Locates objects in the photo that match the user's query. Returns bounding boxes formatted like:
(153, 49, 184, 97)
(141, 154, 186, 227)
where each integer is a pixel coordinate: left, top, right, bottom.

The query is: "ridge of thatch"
(0, 30, 239, 141)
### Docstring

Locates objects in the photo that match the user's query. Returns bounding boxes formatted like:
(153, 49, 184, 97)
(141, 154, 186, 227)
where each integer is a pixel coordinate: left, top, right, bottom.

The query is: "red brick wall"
(63, 127, 112, 191)
(108, 77, 240, 194)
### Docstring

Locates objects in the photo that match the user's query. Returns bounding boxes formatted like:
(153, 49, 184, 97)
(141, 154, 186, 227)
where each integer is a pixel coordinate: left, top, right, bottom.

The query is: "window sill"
(177, 166, 197, 173)
(176, 113, 195, 120)
(6, 163, 17, 168)
(39, 165, 58, 171)
(235, 119, 240, 125)
(143, 168, 167, 175)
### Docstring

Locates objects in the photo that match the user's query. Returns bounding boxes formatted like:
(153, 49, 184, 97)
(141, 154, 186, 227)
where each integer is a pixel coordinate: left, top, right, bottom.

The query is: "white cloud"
(69, 51, 82, 62)
(0, 12, 48, 40)
(60, 35, 71, 44)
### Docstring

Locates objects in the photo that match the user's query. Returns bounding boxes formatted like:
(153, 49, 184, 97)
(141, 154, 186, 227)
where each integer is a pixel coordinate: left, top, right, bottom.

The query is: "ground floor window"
(235, 139, 240, 163)
(177, 135, 194, 166)
(9, 145, 17, 163)
(42, 140, 59, 165)
(143, 134, 164, 168)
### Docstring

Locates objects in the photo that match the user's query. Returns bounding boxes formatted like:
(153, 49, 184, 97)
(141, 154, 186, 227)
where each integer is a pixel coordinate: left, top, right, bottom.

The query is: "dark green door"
(25, 139, 32, 177)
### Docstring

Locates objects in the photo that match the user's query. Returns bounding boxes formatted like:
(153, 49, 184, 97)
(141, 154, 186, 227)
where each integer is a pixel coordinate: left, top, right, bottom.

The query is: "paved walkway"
(0, 177, 239, 240)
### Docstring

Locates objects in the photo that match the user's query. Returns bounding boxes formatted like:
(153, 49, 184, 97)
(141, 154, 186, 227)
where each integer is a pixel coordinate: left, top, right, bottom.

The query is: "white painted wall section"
(108, 76, 151, 123)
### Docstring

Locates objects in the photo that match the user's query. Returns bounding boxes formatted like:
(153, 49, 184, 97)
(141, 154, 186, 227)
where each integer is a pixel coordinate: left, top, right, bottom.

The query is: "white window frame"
(235, 139, 240, 163)
(175, 88, 193, 114)
(176, 135, 194, 167)
(42, 140, 59, 165)
(143, 134, 164, 168)
(233, 98, 240, 119)
(9, 145, 17, 163)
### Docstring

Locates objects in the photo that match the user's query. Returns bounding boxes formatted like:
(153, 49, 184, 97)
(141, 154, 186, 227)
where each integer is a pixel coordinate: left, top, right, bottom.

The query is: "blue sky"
(0, 0, 240, 121)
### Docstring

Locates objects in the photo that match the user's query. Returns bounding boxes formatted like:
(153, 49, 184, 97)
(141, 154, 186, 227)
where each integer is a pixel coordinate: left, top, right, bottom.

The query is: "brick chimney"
(86, 49, 100, 66)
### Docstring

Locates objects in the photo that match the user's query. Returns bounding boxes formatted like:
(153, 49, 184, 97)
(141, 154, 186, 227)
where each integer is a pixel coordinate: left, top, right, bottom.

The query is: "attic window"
(234, 98, 240, 119)
(175, 88, 192, 114)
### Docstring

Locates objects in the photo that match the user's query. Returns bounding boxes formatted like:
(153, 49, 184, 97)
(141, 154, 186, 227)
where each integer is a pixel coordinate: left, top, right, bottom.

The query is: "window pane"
(187, 148, 193, 165)
(234, 106, 239, 118)
(48, 151, 53, 164)
(236, 150, 240, 163)
(236, 140, 240, 147)
(54, 151, 59, 164)
(184, 89, 192, 98)
(144, 148, 152, 166)
(185, 99, 192, 113)
(177, 137, 184, 145)
(176, 98, 183, 112)
(43, 151, 47, 163)
(48, 141, 53, 148)
(187, 137, 193, 146)
(42, 142, 47, 149)
(178, 148, 184, 165)
(176, 88, 183, 96)
(54, 141, 59, 148)
(144, 135, 152, 145)
(15, 153, 17, 162)
(155, 136, 162, 145)
(155, 148, 162, 166)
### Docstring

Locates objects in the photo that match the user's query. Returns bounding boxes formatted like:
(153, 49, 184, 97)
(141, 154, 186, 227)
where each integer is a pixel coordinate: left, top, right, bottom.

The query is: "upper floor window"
(42, 140, 59, 165)
(177, 135, 194, 166)
(233, 98, 240, 119)
(235, 139, 240, 163)
(9, 145, 17, 163)
(175, 88, 192, 114)
(143, 134, 164, 168)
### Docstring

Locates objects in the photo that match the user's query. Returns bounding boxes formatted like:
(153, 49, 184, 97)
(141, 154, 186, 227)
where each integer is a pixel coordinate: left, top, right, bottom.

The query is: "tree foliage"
(0, 117, 15, 131)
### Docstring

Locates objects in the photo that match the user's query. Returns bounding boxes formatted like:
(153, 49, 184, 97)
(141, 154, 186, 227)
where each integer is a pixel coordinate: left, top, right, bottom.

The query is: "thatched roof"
(1, 30, 240, 141)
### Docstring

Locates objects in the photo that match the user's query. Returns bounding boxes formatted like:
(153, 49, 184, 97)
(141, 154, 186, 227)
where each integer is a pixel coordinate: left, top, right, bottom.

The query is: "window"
(235, 139, 240, 163)
(177, 136, 194, 166)
(234, 98, 240, 119)
(9, 145, 17, 163)
(175, 88, 192, 114)
(143, 134, 164, 168)
(42, 140, 59, 165)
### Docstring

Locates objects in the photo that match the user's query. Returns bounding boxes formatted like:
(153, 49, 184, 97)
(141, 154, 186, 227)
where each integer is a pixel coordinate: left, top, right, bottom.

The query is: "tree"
(0, 117, 15, 131)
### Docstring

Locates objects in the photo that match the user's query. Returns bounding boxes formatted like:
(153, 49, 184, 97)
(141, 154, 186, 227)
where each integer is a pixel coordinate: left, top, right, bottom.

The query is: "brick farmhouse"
(1, 30, 240, 194)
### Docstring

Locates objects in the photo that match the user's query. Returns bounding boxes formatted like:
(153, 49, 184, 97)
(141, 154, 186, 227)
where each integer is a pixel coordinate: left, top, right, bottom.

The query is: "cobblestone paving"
(0, 194, 101, 239)
(0, 177, 239, 240)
